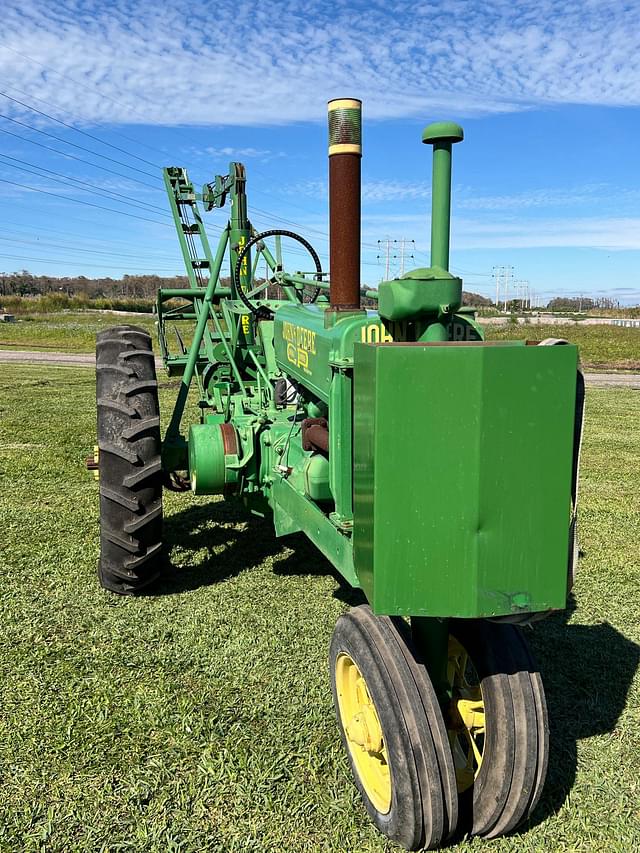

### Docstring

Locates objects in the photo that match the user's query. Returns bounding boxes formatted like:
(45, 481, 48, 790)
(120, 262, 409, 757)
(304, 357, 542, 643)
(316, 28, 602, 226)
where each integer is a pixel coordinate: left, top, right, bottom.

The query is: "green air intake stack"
(422, 121, 464, 271)
(377, 120, 464, 339)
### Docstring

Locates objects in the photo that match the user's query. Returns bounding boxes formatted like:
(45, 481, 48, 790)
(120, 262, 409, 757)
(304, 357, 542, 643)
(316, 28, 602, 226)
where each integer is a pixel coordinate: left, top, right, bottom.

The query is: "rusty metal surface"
(302, 417, 329, 453)
(329, 153, 361, 310)
(220, 422, 238, 456)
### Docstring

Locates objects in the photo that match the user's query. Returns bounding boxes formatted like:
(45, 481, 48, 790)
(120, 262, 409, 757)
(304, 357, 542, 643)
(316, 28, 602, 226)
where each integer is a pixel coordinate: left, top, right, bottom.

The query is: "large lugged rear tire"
(96, 325, 163, 594)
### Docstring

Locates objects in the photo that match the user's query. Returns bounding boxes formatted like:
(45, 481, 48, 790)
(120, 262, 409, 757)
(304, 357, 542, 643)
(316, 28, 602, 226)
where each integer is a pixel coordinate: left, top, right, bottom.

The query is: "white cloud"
(285, 180, 327, 199)
(287, 179, 430, 201)
(1, 1, 640, 126)
(455, 185, 610, 211)
(205, 146, 276, 159)
(454, 216, 640, 250)
(360, 212, 640, 251)
(363, 181, 431, 202)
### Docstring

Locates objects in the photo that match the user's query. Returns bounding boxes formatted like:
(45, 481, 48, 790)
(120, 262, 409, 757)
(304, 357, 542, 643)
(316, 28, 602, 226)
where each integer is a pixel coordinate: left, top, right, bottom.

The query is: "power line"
(250, 204, 328, 242)
(0, 253, 182, 272)
(492, 265, 514, 310)
(0, 208, 173, 246)
(0, 113, 159, 180)
(0, 177, 173, 228)
(1, 79, 170, 160)
(0, 43, 329, 234)
(0, 91, 161, 169)
(375, 238, 414, 279)
(0, 235, 180, 263)
(0, 153, 171, 216)
(0, 161, 172, 224)
(452, 266, 493, 277)
(0, 164, 223, 236)
(1, 82, 382, 276)
(0, 44, 179, 150)
(0, 222, 182, 256)
(0, 79, 376, 255)
(0, 126, 162, 192)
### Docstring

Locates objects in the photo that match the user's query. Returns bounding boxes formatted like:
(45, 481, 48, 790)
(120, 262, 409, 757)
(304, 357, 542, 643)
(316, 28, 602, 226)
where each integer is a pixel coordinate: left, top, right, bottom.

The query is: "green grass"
(1, 295, 155, 315)
(0, 367, 639, 852)
(2, 313, 638, 372)
(0, 313, 157, 354)
(484, 322, 640, 371)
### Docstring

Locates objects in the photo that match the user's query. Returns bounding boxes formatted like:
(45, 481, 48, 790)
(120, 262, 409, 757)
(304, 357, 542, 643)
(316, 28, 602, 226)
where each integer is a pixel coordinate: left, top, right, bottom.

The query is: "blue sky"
(1, 0, 640, 305)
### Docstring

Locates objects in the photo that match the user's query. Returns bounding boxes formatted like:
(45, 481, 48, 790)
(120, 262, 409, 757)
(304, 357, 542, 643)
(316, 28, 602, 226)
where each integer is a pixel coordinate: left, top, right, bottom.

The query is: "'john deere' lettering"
(282, 322, 316, 373)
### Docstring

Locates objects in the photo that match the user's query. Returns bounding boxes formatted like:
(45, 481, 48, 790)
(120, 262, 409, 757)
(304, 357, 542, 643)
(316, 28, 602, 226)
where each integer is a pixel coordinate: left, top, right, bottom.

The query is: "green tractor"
(92, 98, 584, 849)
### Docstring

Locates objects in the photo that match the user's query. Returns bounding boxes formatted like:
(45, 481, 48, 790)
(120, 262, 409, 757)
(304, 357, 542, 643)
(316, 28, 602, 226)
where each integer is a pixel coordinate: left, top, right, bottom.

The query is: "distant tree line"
(0, 270, 190, 299)
(462, 291, 492, 307)
(0, 271, 631, 313)
(545, 296, 623, 312)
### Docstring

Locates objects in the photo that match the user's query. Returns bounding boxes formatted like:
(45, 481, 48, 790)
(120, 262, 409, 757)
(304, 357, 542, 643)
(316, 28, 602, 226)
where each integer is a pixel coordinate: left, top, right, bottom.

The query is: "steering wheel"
(233, 229, 323, 317)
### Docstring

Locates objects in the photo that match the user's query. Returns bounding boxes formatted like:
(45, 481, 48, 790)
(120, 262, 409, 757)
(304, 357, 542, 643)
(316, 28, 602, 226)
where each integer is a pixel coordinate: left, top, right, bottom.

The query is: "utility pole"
(377, 238, 414, 280)
(493, 265, 514, 311)
(514, 279, 530, 311)
(377, 238, 394, 281)
(396, 238, 415, 276)
(503, 266, 513, 311)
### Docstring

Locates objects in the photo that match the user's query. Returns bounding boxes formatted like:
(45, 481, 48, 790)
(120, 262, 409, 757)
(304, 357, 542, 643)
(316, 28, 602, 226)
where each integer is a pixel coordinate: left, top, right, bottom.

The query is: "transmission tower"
(396, 238, 415, 275)
(492, 265, 514, 311)
(377, 238, 415, 280)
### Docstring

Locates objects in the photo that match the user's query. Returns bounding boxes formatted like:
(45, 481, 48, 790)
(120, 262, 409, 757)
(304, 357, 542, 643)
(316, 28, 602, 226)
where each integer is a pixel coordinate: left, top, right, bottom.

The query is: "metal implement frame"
(158, 162, 326, 469)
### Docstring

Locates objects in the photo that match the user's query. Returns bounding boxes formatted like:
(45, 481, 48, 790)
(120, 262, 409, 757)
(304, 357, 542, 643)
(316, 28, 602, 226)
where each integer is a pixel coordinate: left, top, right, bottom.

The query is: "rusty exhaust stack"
(328, 98, 362, 311)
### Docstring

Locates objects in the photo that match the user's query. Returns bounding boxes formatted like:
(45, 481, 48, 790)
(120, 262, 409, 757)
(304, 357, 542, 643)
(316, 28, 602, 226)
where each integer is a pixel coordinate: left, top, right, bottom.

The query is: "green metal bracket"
(202, 173, 234, 211)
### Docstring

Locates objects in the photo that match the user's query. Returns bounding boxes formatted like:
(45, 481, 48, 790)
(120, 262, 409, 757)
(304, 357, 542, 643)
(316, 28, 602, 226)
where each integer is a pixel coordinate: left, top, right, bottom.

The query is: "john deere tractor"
(92, 99, 583, 849)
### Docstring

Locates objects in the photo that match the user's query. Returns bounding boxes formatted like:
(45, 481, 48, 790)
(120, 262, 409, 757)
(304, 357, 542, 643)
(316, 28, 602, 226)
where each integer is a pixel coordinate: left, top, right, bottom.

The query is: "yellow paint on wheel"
(335, 653, 392, 814)
(446, 635, 486, 792)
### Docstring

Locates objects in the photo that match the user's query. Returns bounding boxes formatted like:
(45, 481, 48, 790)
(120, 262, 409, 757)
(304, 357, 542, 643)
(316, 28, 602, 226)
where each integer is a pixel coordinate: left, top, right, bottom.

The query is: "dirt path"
(584, 372, 640, 388)
(1, 349, 639, 388)
(0, 350, 163, 370)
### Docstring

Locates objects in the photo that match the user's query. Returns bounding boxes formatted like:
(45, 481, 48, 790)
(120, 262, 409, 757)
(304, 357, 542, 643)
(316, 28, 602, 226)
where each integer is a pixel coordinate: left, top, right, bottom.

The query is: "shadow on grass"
(525, 593, 640, 829)
(151, 503, 639, 829)
(149, 499, 363, 605)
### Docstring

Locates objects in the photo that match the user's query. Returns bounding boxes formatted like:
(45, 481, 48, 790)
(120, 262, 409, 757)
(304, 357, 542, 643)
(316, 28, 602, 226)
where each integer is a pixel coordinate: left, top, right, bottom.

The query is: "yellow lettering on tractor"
(238, 235, 248, 277)
(360, 323, 395, 343)
(282, 322, 316, 375)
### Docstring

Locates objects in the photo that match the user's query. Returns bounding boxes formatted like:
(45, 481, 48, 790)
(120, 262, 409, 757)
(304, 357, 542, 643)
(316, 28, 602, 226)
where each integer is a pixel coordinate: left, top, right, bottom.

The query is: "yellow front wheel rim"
(335, 653, 392, 814)
(447, 636, 486, 793)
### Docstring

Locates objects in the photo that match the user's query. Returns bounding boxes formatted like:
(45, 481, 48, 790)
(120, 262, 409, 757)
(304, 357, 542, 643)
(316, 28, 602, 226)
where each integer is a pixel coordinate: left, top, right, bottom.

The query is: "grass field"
(484, 322, 640, 371)
(1, 312, 639, 372)
(1, 366, 639, 852)
(0, 313, 157, 354)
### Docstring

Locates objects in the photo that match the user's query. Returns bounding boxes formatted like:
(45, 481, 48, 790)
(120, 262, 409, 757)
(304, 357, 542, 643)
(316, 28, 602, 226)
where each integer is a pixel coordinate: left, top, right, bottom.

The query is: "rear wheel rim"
(446, 636, 486, 793)
(335, 652, 392, 814)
